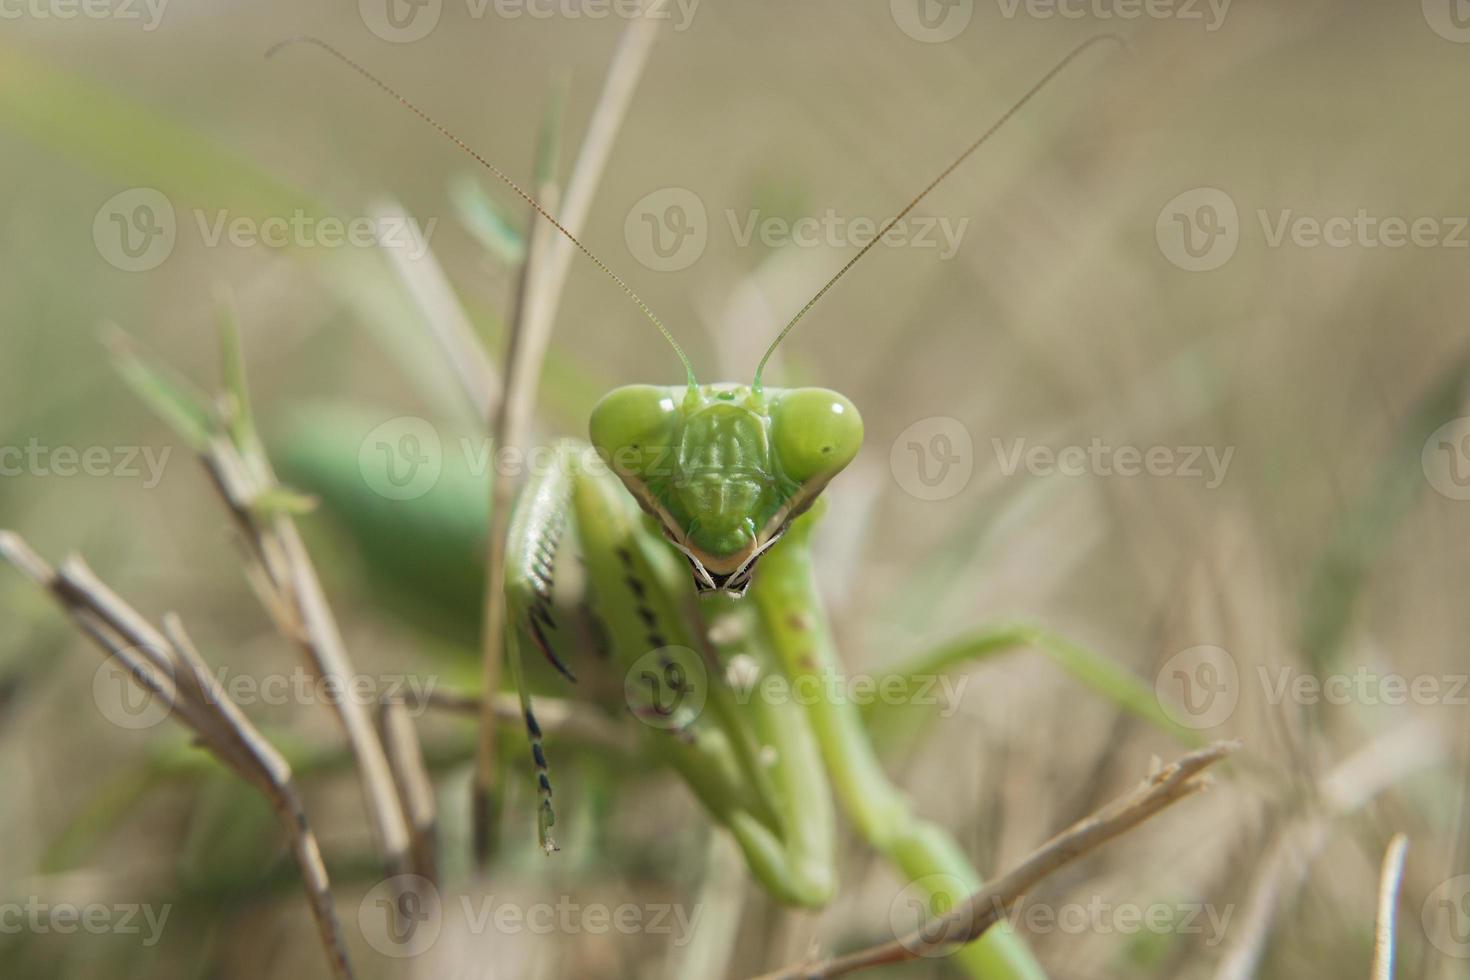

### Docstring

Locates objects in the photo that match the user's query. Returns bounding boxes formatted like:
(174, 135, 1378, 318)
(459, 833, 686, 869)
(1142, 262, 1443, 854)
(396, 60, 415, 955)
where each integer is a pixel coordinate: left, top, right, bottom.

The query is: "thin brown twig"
(422, 686, 634, 753)
(377, 696, 439, 882)
(106, 323, 416, 876)
(752, 741, 1237, 980)
(200, 426, 414, 878)
(0, 531, 355, 980)
(473, 14, 661, 865)
(474, 168, 561, 862)
(1372, 833, 1409, 980)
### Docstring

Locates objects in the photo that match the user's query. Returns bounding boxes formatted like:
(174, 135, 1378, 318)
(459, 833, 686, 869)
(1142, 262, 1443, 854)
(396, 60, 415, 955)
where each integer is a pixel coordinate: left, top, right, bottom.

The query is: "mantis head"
(591, 384, 862, 596)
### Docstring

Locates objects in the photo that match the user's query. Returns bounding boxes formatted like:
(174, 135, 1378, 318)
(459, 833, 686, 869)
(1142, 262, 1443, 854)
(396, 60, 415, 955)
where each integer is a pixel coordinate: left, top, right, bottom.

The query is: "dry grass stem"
(753, 741, 1237, 980)
(472, 14, 661, 864)
(0, 531, 356, 980)
(1371, 833, 1409, 980)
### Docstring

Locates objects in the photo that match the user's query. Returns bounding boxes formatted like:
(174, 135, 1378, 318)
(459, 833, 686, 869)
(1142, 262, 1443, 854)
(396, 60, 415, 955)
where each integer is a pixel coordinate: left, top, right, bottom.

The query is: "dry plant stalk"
(373, 197, 501, 421)
(472, 14, 662, 863)
(419, 686, 635, 754)
(1213, 720, 1442, 980)
(376, 696, 439, 882)
(200, 427, 415, 879)
(1372, 833, 1409, 980)
(0, 531, 355, 980)
(753, 741, 1237, 980)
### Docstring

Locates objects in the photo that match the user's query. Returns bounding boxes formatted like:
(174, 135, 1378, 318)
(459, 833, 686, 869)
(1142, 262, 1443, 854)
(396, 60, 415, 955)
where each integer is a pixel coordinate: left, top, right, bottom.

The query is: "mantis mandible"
(281, 34, 1121, 980)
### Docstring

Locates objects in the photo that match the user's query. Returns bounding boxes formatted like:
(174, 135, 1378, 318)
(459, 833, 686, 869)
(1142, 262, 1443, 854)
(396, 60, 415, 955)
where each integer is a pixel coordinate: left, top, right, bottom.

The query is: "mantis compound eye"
(589, 384, 681, 480)
(769, 387, 864, 488)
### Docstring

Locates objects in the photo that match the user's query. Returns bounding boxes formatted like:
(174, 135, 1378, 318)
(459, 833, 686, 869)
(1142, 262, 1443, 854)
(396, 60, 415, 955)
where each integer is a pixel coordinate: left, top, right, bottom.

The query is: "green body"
(495, 386, 1045, 979)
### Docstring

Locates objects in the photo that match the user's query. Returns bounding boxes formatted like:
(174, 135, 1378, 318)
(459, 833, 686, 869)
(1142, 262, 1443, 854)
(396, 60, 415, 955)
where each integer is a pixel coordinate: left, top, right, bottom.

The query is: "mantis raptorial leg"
(505, 440, 838, 907)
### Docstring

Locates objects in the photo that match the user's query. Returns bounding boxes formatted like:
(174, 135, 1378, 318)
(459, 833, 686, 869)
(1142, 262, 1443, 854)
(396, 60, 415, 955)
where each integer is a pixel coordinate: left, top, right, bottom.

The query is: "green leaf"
(103, 326, 215, 451)
(864, 622, 1205, 749)
(215, 292, 256, 452)
(249, 487, 318, 517)
(270, 403, 490, 647)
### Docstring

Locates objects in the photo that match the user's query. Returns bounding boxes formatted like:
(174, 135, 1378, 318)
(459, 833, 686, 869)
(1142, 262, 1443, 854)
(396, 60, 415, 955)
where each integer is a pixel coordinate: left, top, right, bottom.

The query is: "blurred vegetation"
(3, 4, 1470, 979)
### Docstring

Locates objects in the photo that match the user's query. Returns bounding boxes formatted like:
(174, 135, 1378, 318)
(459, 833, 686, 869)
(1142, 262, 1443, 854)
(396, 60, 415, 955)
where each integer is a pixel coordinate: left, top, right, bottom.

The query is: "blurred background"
(3, 1, 1470, 977)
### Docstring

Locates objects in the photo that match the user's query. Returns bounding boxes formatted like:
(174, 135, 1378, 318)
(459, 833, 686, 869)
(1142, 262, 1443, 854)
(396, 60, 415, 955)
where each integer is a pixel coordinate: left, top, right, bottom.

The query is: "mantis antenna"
(751, 33, 1127, 393)
(266, 35, 700, 390)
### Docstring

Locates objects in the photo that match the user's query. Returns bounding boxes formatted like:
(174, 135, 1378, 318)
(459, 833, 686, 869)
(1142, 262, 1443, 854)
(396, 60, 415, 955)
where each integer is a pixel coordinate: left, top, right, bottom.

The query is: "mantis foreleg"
(752, 510, 1048, 980)
(506, 441, 837, 905)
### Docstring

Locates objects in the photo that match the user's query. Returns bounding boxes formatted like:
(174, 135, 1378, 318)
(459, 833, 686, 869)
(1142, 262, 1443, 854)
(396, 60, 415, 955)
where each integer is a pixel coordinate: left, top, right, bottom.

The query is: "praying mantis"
(277, 33, 1125, 980)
